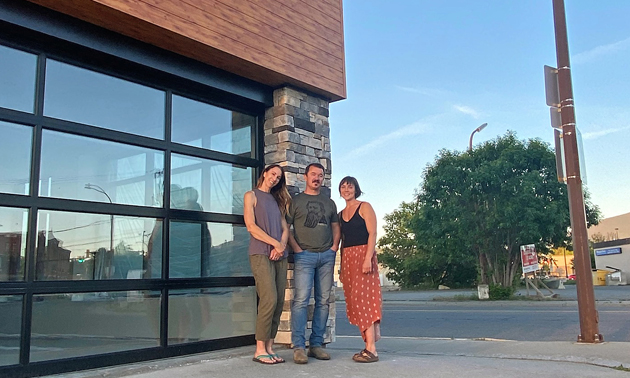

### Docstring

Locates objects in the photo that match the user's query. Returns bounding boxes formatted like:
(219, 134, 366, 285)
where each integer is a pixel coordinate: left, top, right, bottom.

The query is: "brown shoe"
(307, 346, 330, 360)
(293, 348, 308, 364)
(352, 349, 379, 363)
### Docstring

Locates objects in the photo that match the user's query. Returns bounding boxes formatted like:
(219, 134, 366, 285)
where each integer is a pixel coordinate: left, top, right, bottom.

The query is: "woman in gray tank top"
(243, 164, 291, 365)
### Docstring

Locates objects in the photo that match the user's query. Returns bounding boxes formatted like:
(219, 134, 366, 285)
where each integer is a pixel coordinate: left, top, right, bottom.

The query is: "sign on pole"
(520, 244, 539, 274)
(544, 65, 560, 107)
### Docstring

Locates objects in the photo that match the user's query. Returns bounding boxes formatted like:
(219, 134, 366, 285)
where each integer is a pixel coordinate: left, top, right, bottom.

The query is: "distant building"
(588, 212, 630, 241)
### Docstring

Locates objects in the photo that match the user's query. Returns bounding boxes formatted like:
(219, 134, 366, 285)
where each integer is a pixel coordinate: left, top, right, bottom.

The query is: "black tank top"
(340, 202, 369, 247)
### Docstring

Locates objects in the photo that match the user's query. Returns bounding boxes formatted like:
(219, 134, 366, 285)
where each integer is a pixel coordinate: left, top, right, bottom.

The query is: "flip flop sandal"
(352, 349, 379, 363)
(353, 349, 368, 359)
(270, 353, 285, 363)
(252, 354, 278, 365)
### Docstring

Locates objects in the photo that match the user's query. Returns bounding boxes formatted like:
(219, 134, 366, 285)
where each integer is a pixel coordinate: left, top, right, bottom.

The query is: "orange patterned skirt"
(341, 244, 382, 341)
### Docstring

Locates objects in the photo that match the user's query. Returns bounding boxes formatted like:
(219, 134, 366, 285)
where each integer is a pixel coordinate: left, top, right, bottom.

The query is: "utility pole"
(552, 0, 602, 343)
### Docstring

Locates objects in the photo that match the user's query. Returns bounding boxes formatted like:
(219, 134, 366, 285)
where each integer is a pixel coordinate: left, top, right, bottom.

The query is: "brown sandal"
(352, 349, 379, 363)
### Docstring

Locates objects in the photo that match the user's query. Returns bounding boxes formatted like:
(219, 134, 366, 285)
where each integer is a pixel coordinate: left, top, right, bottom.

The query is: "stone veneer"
(263, 86, 336, 346)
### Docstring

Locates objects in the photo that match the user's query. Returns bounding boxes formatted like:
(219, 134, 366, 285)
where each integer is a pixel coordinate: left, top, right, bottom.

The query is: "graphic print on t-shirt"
(304, 201, 328, 228)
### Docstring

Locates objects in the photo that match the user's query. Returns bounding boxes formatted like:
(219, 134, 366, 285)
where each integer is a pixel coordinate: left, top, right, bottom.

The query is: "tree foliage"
(379, 132, 601, 288)
(378, 201, 477, 289)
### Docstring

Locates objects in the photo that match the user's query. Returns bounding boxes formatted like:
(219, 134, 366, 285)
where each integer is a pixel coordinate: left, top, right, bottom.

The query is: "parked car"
(568, 274, 576, 280)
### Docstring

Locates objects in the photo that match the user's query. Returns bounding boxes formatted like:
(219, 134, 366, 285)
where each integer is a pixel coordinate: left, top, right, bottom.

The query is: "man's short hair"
(305, 163, 325, 175)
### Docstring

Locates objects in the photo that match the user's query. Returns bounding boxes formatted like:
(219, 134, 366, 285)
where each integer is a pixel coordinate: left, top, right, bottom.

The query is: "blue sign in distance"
(595, 247, 622, 256)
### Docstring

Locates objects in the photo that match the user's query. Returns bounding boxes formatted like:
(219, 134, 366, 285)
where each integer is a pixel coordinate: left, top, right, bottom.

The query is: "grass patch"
(613, 364, 630, 372)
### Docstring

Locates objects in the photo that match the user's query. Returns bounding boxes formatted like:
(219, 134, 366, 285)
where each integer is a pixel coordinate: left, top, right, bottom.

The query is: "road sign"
(554, 129, 566, 183)
(544, 65, 560, 107)
(550, 107, 562, 129)
(520, 244, 539, 274)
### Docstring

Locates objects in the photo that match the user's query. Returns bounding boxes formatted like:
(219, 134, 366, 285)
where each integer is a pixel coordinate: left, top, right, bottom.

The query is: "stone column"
(263, 87, 335, 347)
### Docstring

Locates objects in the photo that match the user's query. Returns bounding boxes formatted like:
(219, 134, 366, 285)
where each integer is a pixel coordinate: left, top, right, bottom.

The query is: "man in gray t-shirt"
(287, 163, 340, 364)
(287, 192, 338, 252)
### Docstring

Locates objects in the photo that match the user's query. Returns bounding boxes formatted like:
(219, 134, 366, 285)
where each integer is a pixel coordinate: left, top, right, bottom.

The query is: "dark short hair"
(338, 176, 362, 199)
(305, 163, 325, 175)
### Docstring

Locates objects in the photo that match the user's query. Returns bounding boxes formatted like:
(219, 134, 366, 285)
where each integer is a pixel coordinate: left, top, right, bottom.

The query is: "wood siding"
(27, 0, 346, 101)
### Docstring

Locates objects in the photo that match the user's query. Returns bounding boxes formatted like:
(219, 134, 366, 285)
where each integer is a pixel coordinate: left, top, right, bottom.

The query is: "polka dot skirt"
(341, 244, 382, 341)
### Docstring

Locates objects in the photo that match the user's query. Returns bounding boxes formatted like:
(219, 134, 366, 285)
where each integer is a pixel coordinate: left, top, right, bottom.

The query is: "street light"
(468, 123, 488, 151)
(85, 183, 114, 279)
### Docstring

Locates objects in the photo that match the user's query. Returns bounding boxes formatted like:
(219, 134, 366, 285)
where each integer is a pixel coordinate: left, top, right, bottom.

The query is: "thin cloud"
(453, 105, 480, 119)
(582, 126, 630, 140)
(572, 36, 630, 65)
(395, 85, 450, 98)
(342, 120, 432, 158)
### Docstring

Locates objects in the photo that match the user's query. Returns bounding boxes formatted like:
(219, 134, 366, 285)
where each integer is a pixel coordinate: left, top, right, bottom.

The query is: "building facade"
(0, 1, 345, 376)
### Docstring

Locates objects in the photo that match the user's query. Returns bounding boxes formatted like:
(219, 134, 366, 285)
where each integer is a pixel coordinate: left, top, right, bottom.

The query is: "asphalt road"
(336, 301, 630, 342)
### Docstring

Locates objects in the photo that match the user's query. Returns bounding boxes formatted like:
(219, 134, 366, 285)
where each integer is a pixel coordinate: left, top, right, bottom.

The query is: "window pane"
(39, 130, 164, 207)
(172, 95, 253, 156)
(0, 295, 22, 366)
(206, 223, 251, 277)
(0, 207, 28, 281)
(168, 287, 255, 344)
(36, 210, 160, 281)
(168, 221, 210, 278)
(0, 121, 32, 195)
(171, 154, 251, 215)
(30, 291, 160, 362)
(44, 59, 165, 139)
(0, 45, 37, 113)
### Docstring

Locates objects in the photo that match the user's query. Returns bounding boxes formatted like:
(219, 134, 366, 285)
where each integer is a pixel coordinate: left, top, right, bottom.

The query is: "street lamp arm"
(85, 183, 113, 203)
(468, 123, 488, 151)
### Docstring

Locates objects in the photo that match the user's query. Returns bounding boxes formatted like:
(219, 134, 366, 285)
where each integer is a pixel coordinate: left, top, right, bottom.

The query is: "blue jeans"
(291, 249, 336, 349)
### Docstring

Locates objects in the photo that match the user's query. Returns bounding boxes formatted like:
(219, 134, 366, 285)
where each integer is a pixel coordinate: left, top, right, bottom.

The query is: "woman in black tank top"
(339, 176, 382, 363)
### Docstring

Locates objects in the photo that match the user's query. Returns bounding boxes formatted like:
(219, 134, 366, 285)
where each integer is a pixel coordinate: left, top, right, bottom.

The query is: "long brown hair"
(256, 164, 291, 215)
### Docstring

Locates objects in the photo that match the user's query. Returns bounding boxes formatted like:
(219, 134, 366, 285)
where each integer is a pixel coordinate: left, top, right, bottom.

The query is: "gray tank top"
(248, 188, 285, 257)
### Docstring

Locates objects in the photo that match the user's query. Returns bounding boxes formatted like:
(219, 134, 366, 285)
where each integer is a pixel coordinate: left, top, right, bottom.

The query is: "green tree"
(378, 201, 477, 288)
(411, 132, 600, 287)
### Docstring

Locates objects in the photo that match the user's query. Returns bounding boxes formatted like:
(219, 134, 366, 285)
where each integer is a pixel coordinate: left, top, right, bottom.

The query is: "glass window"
(0, 121, 31, 195)
(168, 287, 255, 344)
(172, 95, 253, 157)
(0, 295, 22, 366)
(0, 45, 37, 113)
(171, 154, 251, 215)
(30, 291, 160, 362)
(36, 210, 160, 281)
(0, 207, 28, 281)
(167, 222, 249, 278)
(39, 130, 164, 207)
(44, 59, 165, 139)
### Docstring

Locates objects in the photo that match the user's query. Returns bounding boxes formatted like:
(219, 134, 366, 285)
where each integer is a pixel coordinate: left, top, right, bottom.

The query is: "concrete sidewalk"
(49, 336, 630, 378)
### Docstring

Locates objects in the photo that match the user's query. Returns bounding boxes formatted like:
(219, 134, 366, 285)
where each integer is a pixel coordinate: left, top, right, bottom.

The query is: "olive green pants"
(249, 254, 288, 341)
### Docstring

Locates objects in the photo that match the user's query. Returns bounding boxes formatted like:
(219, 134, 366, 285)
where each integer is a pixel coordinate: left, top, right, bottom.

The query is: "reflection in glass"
(36, 210, 160, 281)
(171, 154, 251, 215)
(206, 223, 251, 277)
(0, 45, 37, 113)
(44, 59, 165, 138)
(168, 220, 210, 278)
(168, 287, 255, 344)
(172, 95, 253, 156)
(30, 291, 160, 362)
(39, 130, 164, 207)
(147, 222, 250, 279)
(0, 121, 32, 195)
(0, 295, 22, 366)
(0, 207, 28, 281)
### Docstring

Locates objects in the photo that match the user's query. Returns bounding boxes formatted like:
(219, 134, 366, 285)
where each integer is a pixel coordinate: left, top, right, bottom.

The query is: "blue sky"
(330, 1, 630, 237)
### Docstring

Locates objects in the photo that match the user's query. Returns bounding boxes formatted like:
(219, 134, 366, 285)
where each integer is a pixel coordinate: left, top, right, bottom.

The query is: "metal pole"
(468, 123, 488, 151)
(552, 0, 601, 343)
